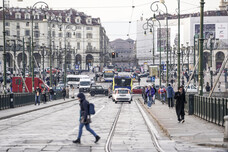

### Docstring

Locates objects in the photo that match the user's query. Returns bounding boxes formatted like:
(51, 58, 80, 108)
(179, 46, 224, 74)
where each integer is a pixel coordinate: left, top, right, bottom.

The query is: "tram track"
(105, 99, 165, 152)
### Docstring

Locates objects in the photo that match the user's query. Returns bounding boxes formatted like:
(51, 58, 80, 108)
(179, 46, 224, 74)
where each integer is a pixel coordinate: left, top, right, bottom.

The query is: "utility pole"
(177, 0, 181, 87)
(13, 40, 16, 75)
(49, 22, 53, 87)
(3, 0, 7, 93)
(193, 35, 196, 85)
(22, 37, 25, 92)
(198, 0, 205, 95)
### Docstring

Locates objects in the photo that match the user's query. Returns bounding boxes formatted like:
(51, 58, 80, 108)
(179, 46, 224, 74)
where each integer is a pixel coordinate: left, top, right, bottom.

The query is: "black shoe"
(95, 136, 100, 143)
(72, 139, 80, 144)
(181, 119, 185, 123)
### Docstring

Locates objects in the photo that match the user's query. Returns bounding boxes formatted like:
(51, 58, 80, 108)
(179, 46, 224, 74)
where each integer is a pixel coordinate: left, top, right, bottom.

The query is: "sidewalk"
(140, 98, 228, 148)
(0, 98, 75, 120)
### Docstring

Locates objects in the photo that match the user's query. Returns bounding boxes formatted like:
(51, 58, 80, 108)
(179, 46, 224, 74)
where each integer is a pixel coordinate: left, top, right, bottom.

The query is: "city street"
(0, 85, 227, 151)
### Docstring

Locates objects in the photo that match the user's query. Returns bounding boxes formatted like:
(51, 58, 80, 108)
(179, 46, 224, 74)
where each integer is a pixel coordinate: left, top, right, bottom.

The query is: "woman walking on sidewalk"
(146, 85, 155, 108)
(174, 86, 186, 123)
(73, 93, 100, 144)
(62, 87, 66, 101)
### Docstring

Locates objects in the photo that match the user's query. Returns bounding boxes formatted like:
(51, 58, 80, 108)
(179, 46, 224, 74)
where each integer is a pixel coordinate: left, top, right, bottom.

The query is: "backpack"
(154, 87, 157, 93)
(160, 89, 164, 93)
(89, 103, 95, 115)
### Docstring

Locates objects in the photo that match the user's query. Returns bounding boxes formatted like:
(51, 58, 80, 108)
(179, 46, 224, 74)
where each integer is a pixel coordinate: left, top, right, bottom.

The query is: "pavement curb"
(0, 99, 76, 120)
(138, 98, 228, 149)
(138, 98, 172, 139)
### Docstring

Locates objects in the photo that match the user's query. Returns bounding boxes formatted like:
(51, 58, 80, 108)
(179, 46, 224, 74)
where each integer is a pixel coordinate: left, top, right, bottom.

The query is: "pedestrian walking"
(35, 87, 41, 105)
(49, 87, 54, 101)
(166, 84, 175, 108)
(205, 82, 211, 92)
(218, 82, 221, 92)
(66, 86, 69, 98)
(158, 87, 166, 104)
(174, 86, 186, 123)
(73, 93, 100, 144)
(62, 87, 66, 101)
(71, 86, 75, 98)
(146, 85, 155, 108)
(138, 76, 141, 85)
(152, 84, 157, 104)
(142, 86, 147, 104)
(42, 87, 47, 104)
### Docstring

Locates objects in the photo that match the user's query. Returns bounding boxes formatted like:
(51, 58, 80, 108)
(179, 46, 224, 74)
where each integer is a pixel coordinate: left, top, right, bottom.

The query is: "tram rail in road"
(105, 100, 166, 152)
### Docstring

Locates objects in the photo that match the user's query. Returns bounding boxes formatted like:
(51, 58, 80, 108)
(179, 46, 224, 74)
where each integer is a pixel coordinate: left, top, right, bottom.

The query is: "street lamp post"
(205, 33, 219, 89)
(198, 0, 205, 95)
(2, 0, 7, 93)
(151, 0, 169, 86)
(41, 44, 46, 81)
(31, 1, 49, 91)
(177, 0, 181, 87)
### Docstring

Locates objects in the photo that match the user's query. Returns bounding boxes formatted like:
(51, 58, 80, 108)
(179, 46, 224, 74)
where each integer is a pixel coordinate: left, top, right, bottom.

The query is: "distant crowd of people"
(142, 84, 186, 123)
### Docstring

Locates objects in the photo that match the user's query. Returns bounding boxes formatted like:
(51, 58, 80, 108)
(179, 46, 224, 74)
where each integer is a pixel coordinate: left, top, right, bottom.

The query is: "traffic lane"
(111, 100, 157, 152)
(0, 96, 109, 151)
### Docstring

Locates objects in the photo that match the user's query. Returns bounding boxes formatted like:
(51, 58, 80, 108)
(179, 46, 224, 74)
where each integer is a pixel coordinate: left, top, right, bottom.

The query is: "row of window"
(5, 22, 93, 31)
(56, 42, 93, 50)
(14, 13, 92, 24)
(5, 29, 93, 40)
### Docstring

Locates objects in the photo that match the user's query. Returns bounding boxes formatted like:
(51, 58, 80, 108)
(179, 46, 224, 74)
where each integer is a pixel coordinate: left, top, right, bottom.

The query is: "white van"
(79, 78, 91, 92)
(67, 75, 89, 88)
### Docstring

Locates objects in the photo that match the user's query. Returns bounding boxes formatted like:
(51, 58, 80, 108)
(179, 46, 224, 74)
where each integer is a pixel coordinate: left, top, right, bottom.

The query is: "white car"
(112, 88, 132, 104)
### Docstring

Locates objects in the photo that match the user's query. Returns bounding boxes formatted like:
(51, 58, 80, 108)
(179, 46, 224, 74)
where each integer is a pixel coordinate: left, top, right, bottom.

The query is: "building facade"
(0, 7, 109, 74)
(109, 38, 137, 68)
(137, 8, 228, 72)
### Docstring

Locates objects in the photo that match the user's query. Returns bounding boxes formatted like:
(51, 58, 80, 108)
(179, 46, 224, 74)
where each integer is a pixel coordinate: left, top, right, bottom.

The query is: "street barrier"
(185, 94, 228, 127)
(0, 91, 63, 110)
(0, 94, 10, 110)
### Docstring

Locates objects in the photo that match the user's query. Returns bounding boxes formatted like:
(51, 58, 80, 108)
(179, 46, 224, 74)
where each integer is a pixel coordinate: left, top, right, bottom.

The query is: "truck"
(149, 66, 159, 77)
(12, 77, 49, 93)
(79, 78, 91, 93)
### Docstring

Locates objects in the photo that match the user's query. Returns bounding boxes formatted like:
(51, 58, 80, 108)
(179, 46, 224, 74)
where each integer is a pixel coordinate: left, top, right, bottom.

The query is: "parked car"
(112, 88, 132, 104)
(134, 69, 140, 74)
(90, 85, 108, 96)
(146, 76, 153, 82)
(132, 86, 144, 94)
(139, 72, 149, 77)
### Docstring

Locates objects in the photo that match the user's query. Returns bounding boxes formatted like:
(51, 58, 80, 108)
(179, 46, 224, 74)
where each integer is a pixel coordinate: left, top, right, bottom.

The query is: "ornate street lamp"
(151, 0, 169, 87)
(31, 1, 49, 91)
(40, 44, 47, 81)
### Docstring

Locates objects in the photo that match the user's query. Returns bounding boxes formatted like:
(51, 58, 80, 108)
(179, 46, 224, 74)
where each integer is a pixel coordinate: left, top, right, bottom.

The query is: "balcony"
(86, 46, 99, 53)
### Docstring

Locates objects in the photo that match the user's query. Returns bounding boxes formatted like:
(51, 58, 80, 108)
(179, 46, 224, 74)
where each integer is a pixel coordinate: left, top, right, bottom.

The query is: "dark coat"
(174, 91, 186, 116)
(78, 93, 90, 123)
(62, 88, 66, 97)
(49, 89, 54, 95)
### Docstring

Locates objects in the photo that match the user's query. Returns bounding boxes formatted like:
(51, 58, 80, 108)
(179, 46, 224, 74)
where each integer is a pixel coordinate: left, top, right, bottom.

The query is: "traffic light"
(112, 52, 115, 58)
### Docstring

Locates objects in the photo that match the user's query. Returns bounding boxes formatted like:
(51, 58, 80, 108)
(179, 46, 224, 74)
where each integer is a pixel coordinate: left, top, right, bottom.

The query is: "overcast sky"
(7, 0, 220, 41)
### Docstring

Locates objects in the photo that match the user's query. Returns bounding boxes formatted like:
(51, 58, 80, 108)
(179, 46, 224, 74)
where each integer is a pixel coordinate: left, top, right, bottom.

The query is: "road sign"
(75, 65, 79, 70)
(163, 65, 166, 71)
(151, 76, 155, 82)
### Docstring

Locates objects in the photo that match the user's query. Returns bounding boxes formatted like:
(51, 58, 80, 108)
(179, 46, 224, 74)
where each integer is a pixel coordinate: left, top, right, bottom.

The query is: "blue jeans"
(35, 95, 40, 105)
(147, 96, 152, 107)
(77, 123, 97, 139)
(50, 95, 53, 101)
(160, 94, 165, 102)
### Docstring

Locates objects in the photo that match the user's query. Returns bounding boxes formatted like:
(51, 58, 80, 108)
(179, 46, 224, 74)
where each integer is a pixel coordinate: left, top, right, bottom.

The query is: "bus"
(113, 73, 133, 91)
(103, 69, 114, 82)
(67, 75, 89, 88)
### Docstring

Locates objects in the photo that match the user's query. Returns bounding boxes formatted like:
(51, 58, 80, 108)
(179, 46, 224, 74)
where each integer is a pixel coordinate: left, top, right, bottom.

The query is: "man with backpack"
(158, 86, 166, 104)
(73, 93, 100, 144)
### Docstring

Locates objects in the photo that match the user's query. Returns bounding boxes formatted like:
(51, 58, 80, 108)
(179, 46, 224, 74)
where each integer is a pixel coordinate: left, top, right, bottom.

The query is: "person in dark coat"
(205, 82, 211, 92)
(35, 87, 41, 105)
(73, 93, 100, 144)
(49, 87, 54, 101)
(62, 87, 66, 101)
(166, 84, 175, 108)
(174, 86, 186, 123)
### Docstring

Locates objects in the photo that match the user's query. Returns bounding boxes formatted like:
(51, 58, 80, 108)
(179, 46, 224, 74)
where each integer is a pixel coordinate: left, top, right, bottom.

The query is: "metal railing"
(185, 94, 228, 126)
(0, 91, 63, 110)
